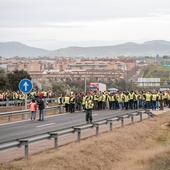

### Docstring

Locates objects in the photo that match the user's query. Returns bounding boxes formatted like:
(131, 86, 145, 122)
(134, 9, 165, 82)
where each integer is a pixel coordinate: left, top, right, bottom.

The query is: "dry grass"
(1, 112, 170, 170)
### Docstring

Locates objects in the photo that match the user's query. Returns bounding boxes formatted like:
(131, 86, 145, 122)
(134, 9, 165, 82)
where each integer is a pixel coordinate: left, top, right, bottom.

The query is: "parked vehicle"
(88, 82, 106, 92)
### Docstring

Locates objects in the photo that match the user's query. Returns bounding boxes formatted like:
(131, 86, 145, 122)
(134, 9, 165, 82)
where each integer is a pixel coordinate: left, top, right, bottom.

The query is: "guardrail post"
(139, 112, 143, 121)
(131, 115, 134, 124)
(25, 142, 29, 159)
(96, 125, 99, 136)
(109, 121, 113, 132)
(54, 135, 58, 149)
(19, 139, 29, 160)
(50, 133, 59, 149)
(121, 117, 124, 127)
(77, 129, 81, 142)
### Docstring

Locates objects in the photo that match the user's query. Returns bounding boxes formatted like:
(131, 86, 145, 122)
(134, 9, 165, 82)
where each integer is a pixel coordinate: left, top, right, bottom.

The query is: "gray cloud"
(0, 0, 170, 27)
(0, 0, 170, 49)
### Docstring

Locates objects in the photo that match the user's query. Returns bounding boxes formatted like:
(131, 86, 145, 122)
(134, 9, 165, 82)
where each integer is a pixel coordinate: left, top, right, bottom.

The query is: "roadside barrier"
(0, 109, 154, 159)
(0, 105, 65, 121)
(0, 98, 57, 107)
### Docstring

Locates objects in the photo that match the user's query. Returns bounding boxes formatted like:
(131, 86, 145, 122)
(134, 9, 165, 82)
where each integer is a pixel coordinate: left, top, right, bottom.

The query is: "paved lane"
(0, 110, 131, 144)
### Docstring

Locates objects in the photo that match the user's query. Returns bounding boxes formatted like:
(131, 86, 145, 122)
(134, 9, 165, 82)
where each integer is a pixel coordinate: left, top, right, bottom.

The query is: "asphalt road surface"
(0, 110, 134, 144)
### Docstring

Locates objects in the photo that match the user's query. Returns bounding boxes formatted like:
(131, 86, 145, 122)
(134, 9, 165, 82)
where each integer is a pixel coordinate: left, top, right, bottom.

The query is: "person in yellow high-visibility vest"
(151, 91, 158, 110)
(128, 91, 134, 109)
(64, 95, 70, 112)
(117, 92, 123, 110)
(69, 94, 75, 113)
(85, 93, 94, 124)
(158, 92, 164, 110)
(98, 93, 103, 110)
(144, 92, 151, 109)
(93, 92, 99, 110)
(123, 92, 129, 110)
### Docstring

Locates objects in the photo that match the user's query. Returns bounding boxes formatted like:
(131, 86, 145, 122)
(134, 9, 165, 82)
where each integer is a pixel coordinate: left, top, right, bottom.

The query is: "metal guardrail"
(0, 109, 154, 159)
(0, 105, 64, 121)
(0, 98, 58, 107)
(0, 100, 24, 107)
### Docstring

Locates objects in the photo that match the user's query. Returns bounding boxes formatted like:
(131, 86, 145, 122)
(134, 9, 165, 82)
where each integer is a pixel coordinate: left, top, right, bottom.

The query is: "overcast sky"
(0, 0, 170, 49)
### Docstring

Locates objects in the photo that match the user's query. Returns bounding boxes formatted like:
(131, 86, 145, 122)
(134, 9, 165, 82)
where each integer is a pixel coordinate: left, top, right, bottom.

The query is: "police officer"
(85, 93, 94, 124)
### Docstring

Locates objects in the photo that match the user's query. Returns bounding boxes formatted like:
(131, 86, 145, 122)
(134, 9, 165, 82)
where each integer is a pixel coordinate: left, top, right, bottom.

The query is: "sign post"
(19, 79, 33, 110)
(24, 94, 27, 110)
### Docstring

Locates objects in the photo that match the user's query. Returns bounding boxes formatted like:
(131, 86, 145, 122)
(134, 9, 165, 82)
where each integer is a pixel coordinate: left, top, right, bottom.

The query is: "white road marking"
(93, 113, 98, 116)
(47, 112, 70, 118)
(0, 112, 71, 126)
(36, 123, 55, 128)
(0, 119, 29, 126)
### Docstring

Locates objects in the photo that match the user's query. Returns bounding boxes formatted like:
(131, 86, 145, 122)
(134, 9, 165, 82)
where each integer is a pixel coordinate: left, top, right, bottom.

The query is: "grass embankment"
(143, 64, 170, 83)
(1, 112, 170, 170)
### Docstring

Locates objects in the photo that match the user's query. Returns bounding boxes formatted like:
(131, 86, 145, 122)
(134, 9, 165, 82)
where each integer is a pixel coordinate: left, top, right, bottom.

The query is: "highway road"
(0, 110, 133, 144)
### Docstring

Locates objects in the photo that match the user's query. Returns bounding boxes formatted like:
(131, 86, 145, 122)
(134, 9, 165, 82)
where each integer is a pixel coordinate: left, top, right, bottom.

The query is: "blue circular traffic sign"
(19, 79, 33, 94)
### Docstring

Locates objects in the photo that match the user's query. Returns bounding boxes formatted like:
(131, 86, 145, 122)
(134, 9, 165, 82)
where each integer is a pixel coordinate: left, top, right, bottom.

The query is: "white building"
(137, 78, 160, 87)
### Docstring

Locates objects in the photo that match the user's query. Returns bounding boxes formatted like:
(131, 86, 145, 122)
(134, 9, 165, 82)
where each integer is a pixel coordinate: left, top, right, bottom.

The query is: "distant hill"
(49, 40, 170, 57)
(1, 40, 170, 57)
(0, 42, 49, 57)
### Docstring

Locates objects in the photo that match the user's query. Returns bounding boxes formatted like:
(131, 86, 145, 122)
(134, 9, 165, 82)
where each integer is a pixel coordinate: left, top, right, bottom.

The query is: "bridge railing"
(0, 109, 154, 160)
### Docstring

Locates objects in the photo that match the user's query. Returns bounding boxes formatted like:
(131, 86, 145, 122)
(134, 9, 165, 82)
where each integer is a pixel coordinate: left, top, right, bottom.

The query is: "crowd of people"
(1, 89, 170, 123)
(60, 90, 170, 113)
(17, 88, 170, 123)
(57, 90, 170, 123)
(0, 90, 54, 102)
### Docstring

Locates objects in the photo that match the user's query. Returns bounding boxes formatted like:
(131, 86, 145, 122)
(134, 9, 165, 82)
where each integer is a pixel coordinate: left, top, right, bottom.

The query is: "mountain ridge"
(0, 41, 50, 57)
(0, 40, 170, 57)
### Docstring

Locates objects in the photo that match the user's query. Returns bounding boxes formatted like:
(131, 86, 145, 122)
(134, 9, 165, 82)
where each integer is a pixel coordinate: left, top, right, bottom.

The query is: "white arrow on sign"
(23, 82, 29, 91)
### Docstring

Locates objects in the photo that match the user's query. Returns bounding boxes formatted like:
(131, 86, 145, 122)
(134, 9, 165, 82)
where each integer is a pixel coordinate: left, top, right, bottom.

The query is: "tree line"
(0, 68, 136, 94)
(0, 69, 31, 91)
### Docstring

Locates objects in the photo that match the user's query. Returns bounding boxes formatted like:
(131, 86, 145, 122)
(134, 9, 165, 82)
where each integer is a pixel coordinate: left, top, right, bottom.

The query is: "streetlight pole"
(84, 77, 87, 93)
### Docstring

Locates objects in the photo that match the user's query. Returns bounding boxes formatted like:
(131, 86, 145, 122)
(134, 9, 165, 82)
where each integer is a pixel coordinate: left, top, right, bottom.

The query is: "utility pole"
(84, 76, 87, 93)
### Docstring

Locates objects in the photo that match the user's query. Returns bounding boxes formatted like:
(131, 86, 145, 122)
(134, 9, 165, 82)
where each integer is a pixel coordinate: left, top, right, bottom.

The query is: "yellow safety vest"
(64, 97, 70, 104)
(98, 95, 103, 102)
(85, 99, 94, 109)
(102, 95, 106, 102)
(167, 94, 170, 100)
(129, 93, 134, 100)
(117, 96, 123, 103)
(145, 94, 151, 102)
(124, 95, 129, 102)
(152, 94, 157, 101)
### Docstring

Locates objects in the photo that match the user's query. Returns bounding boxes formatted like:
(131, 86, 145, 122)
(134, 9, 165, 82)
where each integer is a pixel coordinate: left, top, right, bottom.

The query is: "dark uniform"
(37, 98, 45, 121)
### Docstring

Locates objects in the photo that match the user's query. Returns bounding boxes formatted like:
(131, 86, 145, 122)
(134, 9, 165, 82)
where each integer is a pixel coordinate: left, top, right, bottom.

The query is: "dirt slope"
(1, 112, 170, 170)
